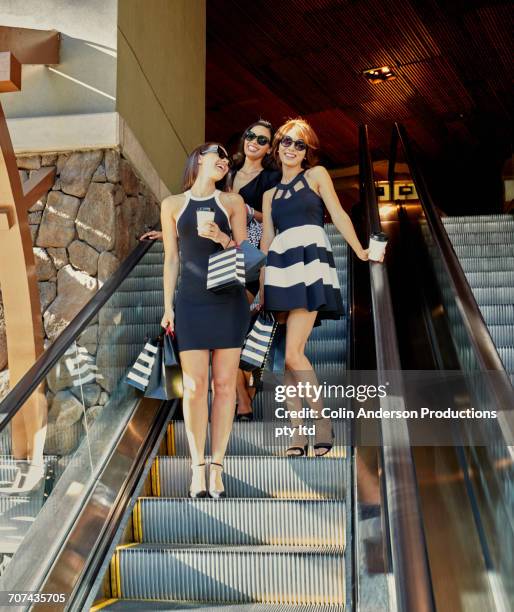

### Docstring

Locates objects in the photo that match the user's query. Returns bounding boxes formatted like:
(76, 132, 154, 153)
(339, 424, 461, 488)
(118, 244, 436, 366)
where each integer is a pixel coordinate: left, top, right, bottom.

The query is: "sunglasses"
(245, 130, 270, 146)
(280, 135, 308, 152)
(201, 145, 232, 166)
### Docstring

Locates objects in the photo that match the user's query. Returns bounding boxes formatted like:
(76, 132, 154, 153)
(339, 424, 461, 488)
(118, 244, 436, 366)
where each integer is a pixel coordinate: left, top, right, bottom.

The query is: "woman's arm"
(308, 166, 369, 261)
(260, 189, 275, 254)
(160, 195, 181, 329)
(258, 189, 276, 306)
(227, 193, 248, 244)
(204, 192, 248, 247)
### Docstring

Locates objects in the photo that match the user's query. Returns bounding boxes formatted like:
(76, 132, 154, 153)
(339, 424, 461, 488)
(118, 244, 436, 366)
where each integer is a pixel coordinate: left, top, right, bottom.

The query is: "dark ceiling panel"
(206, 0, 514, 167)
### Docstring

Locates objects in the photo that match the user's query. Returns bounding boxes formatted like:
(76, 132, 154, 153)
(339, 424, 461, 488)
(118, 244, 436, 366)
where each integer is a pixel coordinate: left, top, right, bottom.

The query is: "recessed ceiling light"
(363, 66, 396, 84)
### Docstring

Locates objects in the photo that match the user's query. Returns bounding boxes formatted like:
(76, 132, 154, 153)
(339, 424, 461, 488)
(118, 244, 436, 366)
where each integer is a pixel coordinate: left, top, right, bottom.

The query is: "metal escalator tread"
(170, 421, 348, 458)
(137, 498, 345, 546)
(98, 601, 344, 610)
(155, 456, 346, 499)
(441, 214, 514, 375)
(115, 544, 345, 604)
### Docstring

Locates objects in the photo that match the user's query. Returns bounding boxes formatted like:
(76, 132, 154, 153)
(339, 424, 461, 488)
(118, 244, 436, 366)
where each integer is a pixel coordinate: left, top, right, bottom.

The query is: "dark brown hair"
(272, 118, 319, 168)
(182, 142, 228, 190)
(226, 120, 276, 190)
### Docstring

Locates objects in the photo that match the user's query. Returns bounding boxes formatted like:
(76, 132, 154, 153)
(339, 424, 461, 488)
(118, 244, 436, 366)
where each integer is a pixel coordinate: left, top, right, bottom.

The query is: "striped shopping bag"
(239, 311, 277, 371)
(207, 246, 245, 292)
(125, 338, 159, 392)
(64, 343, 104, 386)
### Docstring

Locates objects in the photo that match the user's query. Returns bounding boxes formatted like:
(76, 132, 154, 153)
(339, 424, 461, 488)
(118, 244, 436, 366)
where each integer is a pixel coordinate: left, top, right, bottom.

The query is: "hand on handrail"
(140, 230, 163, 241)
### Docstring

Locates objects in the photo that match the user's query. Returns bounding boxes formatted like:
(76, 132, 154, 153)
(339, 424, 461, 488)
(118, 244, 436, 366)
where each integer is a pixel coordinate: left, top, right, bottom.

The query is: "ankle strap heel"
(209, 462, 226, 499)
(189, 463, 207, 499)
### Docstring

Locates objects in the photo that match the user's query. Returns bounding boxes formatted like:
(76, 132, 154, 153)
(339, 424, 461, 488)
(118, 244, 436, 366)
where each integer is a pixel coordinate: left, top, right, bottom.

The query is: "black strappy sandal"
(286, 431, 308, 457)
(313, 418, 334, 457)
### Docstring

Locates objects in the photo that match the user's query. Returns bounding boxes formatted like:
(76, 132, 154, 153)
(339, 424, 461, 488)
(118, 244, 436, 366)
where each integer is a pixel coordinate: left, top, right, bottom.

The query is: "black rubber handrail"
(359, 124, 435, 612)
(391, 123, 514, 420)
(0, 238, 157, 430)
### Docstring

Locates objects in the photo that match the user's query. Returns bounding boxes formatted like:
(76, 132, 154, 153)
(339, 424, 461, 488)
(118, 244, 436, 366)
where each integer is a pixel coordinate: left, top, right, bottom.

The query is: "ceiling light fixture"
(363, 66, 396, 84)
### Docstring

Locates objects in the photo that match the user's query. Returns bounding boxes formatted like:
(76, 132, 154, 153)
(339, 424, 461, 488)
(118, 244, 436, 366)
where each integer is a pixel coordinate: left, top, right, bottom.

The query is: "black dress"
(237, 168, 281, 295)
(174, 190, 250, 352)
(264, 172, 344, 321)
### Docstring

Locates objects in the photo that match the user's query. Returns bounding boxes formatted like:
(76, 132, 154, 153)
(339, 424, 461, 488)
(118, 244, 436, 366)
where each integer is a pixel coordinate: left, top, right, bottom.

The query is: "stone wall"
(0, 149, 161, 421)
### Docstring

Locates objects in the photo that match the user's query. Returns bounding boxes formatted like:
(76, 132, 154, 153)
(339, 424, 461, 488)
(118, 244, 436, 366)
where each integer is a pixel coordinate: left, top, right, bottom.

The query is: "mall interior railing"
(359, 124, 435, 612)
(390, 122, 514, 607)
(0, 236, 174, 606)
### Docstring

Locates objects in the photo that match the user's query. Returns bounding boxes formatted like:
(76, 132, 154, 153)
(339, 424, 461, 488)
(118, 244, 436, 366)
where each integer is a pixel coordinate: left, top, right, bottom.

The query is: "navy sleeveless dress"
(174, 190, 250, 352)
(264, 172, 344, 321)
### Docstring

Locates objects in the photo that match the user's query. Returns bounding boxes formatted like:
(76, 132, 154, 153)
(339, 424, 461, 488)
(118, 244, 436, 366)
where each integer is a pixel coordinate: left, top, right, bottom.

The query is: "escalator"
(387, 124, 514, 611)
(94, 225, 350, 610)
(6, 123, 500, 611)
(441, 214, 514, 383)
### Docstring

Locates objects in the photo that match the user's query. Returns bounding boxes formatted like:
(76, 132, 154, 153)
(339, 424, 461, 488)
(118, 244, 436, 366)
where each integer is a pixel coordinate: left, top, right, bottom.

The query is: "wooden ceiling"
(206, 0, 513, 169)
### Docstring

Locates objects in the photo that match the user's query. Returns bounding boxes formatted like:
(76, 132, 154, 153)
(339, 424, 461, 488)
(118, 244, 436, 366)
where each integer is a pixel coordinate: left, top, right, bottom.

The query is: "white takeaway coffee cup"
(368, 232, 388, 261)
(197, 207, 215, 234)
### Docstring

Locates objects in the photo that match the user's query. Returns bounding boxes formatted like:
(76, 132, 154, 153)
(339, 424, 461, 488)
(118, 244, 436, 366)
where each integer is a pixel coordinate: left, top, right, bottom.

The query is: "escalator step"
(443, 232, 514, 246)
(486, 325, 514, 348)
(453, 245, 514, 257)
(136, 498, 345, 547)
(99, 305, 164, 326)
(156, 457, 346, 499)
(96, 602, 345, 611)
(116, 277, 165, 292)
(441, 214, 513, 224)
(139, 252, 165, 266)
(479, 305, 514, 325)
(464, 271, 514, 287)
(469, 287, 514, 305)
(169, 422, 348, 458)
(115, 544, 345, 604)
(443, 219, 514, 230)
(106, 291, 166, 308)
(457, 257, 514, 273)
(305, 339, 346, 362)
(127, 263, 163, 277)
(496, 348, 514, 371)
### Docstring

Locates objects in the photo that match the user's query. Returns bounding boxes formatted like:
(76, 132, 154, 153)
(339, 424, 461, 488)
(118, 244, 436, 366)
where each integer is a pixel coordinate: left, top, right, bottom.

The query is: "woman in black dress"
(260, 119, 381, 457)
(226, 120, 281, 419)
(161, 143, 250, 498)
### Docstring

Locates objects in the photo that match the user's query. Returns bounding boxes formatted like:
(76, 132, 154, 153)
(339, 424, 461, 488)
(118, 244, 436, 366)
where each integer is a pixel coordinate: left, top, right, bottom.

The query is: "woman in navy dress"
(161, 143, 250, 498)
(226, 120, 281, 419)
(260, 118, 376, 457)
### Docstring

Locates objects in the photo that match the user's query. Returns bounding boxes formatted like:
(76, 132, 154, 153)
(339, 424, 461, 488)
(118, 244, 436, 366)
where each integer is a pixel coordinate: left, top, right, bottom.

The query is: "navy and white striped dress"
(264, 172, 344, 321)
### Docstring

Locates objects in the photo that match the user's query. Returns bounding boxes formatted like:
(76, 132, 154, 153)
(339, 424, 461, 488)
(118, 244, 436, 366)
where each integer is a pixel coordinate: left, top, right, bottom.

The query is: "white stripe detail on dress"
(265, 259, 341, 289)
(269, 224, 334, 254)
(175, 191, 191, 229)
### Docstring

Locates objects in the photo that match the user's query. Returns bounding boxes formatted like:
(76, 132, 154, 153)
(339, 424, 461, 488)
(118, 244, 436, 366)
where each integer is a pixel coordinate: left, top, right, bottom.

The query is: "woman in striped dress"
(260, 118, 372, 456)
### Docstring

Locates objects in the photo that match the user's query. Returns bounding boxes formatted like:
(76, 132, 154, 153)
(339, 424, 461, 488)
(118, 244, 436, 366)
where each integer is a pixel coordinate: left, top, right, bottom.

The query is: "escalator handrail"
(359, 124, 435, 612)
(391, 123, 514, 416)
(0, 238, 157, 430)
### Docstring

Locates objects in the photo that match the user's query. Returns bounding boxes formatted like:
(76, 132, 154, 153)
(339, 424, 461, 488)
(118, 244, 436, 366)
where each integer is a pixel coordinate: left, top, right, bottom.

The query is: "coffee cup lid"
(370, 231, 388, 242)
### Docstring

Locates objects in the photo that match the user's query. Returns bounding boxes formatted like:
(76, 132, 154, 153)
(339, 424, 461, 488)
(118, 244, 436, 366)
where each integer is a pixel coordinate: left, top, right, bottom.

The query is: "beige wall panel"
(117, 0, 206, 193)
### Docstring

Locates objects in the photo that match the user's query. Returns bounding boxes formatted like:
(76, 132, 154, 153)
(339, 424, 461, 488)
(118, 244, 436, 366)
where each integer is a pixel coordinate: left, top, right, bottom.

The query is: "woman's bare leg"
(236, 368, 253, 417)
(210, 347, 241, 492)
(236, 290, 257, 417)
(285, 309, 333, 455)
(179, 350, 210, 492)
